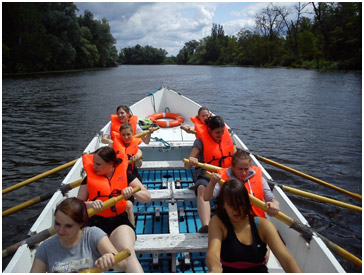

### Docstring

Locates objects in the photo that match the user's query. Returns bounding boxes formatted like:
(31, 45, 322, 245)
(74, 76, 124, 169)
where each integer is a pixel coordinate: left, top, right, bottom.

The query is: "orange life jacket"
(82, 153, 129, 218)
(218, 167, 266, 218)
(110, 115, 138, 134)
(199, 126, 234, 168)
(111, 131, 142, 171)
(190, 116, 207, 137)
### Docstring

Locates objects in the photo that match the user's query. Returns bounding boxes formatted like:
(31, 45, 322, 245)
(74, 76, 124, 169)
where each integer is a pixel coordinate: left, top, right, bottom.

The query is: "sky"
(75, 2, 313, 57)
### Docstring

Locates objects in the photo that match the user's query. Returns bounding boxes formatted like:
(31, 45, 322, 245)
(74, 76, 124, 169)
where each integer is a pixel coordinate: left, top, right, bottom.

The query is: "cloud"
(75, 2, 313, 56)
(76, 2, 220, 56)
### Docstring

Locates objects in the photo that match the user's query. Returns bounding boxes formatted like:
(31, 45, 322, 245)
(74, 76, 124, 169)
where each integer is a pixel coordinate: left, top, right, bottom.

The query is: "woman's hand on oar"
(3, 187, 141, 258)
(183, 158, 221, 172)
(205, 171, 362, 268)
(252, 153, 362, 202)
(81, 249, 131, 273)
(2, 158, 79, 195)
(2, 179, 83, 217)
(133, 126, 160, 138)
(267, 180, 362, 212)
(181, 125, 197, 135)
(87, 186, 141, 217)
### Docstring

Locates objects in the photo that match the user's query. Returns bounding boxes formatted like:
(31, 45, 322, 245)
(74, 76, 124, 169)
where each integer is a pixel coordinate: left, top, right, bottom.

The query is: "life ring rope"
(148, 112, 184, 128)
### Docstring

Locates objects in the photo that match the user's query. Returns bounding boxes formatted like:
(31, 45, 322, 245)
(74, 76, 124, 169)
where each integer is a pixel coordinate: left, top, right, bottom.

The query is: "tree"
(255, 4, 286, 63)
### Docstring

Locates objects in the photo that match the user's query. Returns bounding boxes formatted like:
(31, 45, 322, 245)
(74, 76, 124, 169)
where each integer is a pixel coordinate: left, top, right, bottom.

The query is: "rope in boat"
(151, 137, 171, 149)
(148, 88, 160, 113)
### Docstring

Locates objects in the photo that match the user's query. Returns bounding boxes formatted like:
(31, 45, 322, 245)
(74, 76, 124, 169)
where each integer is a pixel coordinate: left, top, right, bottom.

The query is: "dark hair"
(217, 178, 253, 217)
(232, 149, 251, 167)
(198, 106, 210, 115)
(205, 115, 225, 131)
(94, 146, 122, 166)
(116, 105, 132, 117)
(119, 122, 133, 133)
(55, 198, 88, 228)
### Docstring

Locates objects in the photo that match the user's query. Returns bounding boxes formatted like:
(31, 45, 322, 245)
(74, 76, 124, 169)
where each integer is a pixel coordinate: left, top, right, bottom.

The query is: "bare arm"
(206, 215, 224, 273)
(30, 257, 47, 273)
(184, 146, 200, 169)
(129, 178, 151, 203)
(203, 172, 221, 201)
(258, 218, 302, 272)
(95, 236, 127, 272)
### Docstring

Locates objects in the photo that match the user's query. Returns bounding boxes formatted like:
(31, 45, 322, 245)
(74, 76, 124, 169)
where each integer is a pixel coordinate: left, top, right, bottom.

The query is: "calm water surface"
(2, 65, 362, 272)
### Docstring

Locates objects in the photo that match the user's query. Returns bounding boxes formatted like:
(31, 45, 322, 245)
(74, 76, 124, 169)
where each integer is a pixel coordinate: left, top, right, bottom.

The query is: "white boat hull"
(4, 87, 345, 273)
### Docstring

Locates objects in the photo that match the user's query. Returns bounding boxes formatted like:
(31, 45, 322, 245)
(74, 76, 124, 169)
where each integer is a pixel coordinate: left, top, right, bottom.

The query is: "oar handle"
(254, 154, 362, 202)
(2, 158, 78, 195)
(128, 156, 142, 165)
(87, 186, 141, 217)
(133, 127, 160, 138)
(205, 171, 362, 268)
(183, 158, 221, 172)
(81, 249, 131, 273)
(181, 127, 197, 135)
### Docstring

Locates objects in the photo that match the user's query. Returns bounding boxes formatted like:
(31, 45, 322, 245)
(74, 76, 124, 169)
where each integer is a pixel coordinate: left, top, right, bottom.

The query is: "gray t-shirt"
(35, 226, 106, 273)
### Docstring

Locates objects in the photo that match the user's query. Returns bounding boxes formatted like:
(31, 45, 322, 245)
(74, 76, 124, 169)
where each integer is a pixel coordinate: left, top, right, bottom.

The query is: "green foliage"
(119, 44, 167, 64)
(2, 3, 119, 73)
(176, 3, 361, 70)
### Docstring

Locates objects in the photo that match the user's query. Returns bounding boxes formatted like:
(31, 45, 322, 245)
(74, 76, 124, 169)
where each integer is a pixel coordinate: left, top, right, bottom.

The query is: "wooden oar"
(181, 127, 198, 135)
(2, 186, 141, 258)
(102, 127, 160, 144)
(2, 179, 83, 217)
(253, 153, 362, 202)
(2, 158, 78, 195)
(266, 180, 361, 212)
(80, 249, 131, 273)
(3, 159, 140, 217)
(205, 171, 362, 268)
(133, 126, 159, 138)
(182, 158, 221, 172)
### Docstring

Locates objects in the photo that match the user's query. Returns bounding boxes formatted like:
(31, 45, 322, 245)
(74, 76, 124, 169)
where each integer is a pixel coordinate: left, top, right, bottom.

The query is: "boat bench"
(135, 233, 208, 254)
(149, 188, 196, 201)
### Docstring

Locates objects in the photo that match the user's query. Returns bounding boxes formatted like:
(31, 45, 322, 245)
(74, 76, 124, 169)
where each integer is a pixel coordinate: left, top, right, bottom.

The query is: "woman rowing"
(30, 198, 127, 273)
(111, 122, 144, 226)
(206, 178, 302, 273)
(204, 149, 280, 218)
(77, 146, 151, 272)
(102, 105, 156, 145)
(181, 106, 211, 135)
(184, 115, 237, 233)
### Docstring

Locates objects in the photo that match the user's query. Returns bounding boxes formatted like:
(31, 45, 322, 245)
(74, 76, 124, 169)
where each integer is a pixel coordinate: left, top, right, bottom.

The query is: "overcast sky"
(75, 2, 312, 56)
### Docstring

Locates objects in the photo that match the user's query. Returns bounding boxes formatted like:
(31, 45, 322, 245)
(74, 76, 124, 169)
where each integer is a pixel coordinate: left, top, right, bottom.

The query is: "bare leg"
(126, 200, 135, 227)
(110, 225, 143, 273)
(197, 185, 210, 228)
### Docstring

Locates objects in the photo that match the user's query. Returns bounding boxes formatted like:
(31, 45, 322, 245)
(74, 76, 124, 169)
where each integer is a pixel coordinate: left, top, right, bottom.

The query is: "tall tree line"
(177, 3, 361, 70)
(2, 2, 118, 73)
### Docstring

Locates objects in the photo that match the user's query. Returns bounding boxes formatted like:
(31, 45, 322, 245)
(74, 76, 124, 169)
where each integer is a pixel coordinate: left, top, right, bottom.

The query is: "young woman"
(181, 106, 211, 136)
(77, 146, 151, 273)
(30, 198, 126, 273)
(204, 149, 280, 217)
(111, 122, 144, 226)
(184, 116, 236, 233)
(102, 105, 155, 145)
(206, 179, 302, 273)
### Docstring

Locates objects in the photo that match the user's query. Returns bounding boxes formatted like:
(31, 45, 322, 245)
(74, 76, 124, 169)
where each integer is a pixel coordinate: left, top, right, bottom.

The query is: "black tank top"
(219, 213, 268, 273)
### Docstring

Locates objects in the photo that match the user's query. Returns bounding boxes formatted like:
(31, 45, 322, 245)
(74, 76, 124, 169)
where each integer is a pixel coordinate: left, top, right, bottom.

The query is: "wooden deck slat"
(135, 233, 208, 254)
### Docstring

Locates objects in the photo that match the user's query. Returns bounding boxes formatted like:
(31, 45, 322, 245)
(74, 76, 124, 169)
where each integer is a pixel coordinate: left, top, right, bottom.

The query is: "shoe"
(198, 225, 208, 233)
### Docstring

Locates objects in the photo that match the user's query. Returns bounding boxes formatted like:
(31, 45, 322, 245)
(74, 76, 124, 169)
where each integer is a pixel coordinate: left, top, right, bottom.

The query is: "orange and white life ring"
(148, 112, 184, 128)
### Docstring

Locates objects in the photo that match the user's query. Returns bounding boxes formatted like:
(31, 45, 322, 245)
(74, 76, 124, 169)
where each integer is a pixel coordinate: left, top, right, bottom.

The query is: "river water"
(2, 65, 362, 272)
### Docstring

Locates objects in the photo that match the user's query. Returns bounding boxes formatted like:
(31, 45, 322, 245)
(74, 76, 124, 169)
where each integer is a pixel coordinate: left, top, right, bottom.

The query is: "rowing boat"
(4, 87, 345, 272)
